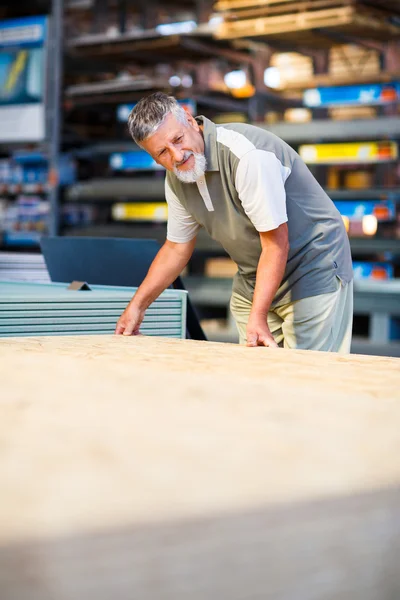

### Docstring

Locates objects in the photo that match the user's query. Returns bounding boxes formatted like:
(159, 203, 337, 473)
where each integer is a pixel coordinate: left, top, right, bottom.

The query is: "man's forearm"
(131, 239, 195, 310)
(251, 245, 288, 317)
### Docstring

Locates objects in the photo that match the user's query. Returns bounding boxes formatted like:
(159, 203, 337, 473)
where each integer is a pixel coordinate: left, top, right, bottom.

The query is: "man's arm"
(234, 148, 290, 347)
(246, 223, 289, 347)
(115, 238, 196, 335)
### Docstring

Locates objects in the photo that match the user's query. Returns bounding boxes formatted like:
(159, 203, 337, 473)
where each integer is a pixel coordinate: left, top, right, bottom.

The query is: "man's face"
(141, 112, 206, 183)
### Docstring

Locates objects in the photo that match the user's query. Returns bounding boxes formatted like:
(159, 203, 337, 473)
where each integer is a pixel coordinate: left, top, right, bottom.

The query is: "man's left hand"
(246, 315, 278, 348)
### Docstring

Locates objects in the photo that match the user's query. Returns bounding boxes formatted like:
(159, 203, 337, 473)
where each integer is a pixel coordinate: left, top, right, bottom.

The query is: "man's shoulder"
(216, 121, 295, 165)
(216, 121, 281, 141)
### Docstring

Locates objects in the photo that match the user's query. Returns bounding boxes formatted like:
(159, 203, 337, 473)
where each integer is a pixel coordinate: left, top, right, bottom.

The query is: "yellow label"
(112, 203, 168, 222)
(299, 141, 398, 164)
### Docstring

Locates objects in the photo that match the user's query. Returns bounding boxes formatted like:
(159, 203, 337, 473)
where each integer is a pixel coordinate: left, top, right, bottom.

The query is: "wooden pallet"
(218, 0, 353, 20)
(215, 3, 400, 45)
(215, 0, 400, 14)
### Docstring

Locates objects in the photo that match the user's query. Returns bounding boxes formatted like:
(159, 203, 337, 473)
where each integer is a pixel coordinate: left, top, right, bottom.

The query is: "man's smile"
(176, 154, 194, 170)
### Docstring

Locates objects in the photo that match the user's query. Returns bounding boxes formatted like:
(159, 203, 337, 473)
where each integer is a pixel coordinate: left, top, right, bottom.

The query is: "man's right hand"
(114, 239, 196, 336)
(115, 301, 146, 336)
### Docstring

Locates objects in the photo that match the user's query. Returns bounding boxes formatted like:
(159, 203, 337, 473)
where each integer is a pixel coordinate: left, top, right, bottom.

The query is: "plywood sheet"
(0, 335, 400, 600)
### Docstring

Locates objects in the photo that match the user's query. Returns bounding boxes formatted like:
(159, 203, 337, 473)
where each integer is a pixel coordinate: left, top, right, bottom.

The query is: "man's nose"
(171, 147, 184, 163)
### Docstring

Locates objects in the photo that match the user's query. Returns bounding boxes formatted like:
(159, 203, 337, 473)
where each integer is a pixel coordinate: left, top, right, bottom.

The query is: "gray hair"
(128, 92, 188, 144)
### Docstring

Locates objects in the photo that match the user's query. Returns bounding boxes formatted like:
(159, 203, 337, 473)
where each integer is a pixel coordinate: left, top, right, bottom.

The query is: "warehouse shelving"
(0, 0, 63, 248)
(2, 0, 400, 353)
(65, 176, 165, 202)
(347, 238, 400, 256)
(0, 184, 50, 196)
(263, 117, 400, 143)
(213, 0, 400, 48)
(326, 188, 400, 201)
(68, 117, 400, 155)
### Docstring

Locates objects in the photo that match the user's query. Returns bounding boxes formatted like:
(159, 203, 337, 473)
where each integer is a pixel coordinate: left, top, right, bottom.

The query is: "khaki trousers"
(230, 279, 353, 353)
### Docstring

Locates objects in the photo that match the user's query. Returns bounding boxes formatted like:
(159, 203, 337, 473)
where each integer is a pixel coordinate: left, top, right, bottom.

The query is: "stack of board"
(214, 0, 400, 46)
(0, 335, 399, 600)
(0, 252, 50, 284)
(0, 281, 187, 338)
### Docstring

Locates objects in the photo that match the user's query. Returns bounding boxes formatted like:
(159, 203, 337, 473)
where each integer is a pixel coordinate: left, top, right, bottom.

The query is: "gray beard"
(173, 151, 207, 183)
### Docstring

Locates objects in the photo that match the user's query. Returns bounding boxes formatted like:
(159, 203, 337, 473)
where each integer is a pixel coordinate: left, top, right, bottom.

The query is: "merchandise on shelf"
(327, 168, 374, 190)
(0, 152, 76, 190)
(334, 200, 397, 222)
(112, 202, 168, 222)
(304, 83, 400, 108)
(328, 106, 377, 121)
(0, 16, 48, 143)
(109, 151, 165, 171)
(299, 141, 398, 164)
(2, 195, 50, 245)
(353, 262, 394, 280)
(343, 171, 372, 190)
(61, 203, 98, 228)
(283, 108, 312, 123)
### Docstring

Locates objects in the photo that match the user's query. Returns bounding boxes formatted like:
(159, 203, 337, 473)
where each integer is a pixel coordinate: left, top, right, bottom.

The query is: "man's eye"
(175, 136, 183, 143)
(159, 149, 166, 157)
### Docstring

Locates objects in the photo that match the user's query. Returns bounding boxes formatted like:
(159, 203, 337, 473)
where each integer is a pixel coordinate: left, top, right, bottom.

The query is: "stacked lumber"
(214, 0, 400, 46)
(268, 51, 314, 89)
(264, 44, 382, 91)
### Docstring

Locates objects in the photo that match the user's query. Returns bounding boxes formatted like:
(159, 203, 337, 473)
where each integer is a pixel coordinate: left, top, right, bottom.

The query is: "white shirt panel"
(165, 178, 200, 243)
(235, 149, 290, 232)
(216, 126, 256, 159)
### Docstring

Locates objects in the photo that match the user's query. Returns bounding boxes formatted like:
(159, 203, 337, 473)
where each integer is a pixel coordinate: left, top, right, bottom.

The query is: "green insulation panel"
(0, 282, 187, 339)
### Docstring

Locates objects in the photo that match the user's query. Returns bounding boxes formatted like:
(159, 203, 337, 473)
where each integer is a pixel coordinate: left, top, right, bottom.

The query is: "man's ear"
(185, 111, 200, 131)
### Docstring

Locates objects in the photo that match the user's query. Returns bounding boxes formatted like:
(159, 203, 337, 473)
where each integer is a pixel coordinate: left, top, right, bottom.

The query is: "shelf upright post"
(47, 0, 64, 237)
(248, 46, 273, 123)
(382, 41, 400, 117)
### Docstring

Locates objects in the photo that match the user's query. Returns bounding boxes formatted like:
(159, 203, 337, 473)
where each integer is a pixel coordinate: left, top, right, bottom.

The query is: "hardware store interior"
(1, 2, 400, 599)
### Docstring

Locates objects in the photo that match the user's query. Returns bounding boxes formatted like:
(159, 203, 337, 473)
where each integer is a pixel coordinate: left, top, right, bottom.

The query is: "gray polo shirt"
(165, 116, 353, 308)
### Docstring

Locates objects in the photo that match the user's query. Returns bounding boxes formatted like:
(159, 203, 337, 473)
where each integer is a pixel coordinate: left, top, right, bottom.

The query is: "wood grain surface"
(0, 335, 399, 599)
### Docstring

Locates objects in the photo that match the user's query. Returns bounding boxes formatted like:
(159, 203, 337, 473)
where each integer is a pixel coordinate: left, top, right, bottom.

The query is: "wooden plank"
(0, 335, 400, 600)
(215, 0, 301, 11)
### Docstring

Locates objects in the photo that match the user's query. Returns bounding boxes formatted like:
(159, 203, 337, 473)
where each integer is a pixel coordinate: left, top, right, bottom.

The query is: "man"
(115, 92, 353, 352)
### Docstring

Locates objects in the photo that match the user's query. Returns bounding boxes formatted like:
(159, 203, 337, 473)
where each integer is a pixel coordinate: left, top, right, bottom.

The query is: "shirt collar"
(195, 115, 220, 172)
